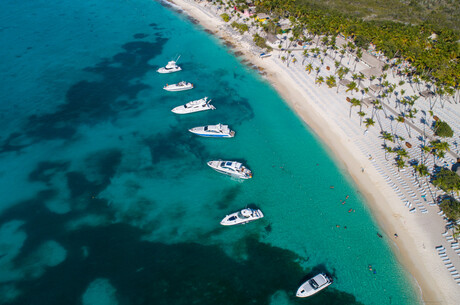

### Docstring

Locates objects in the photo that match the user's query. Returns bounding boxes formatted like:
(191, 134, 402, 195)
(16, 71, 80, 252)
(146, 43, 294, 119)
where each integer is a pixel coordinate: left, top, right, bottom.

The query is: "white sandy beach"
(168, 0, 460, 303)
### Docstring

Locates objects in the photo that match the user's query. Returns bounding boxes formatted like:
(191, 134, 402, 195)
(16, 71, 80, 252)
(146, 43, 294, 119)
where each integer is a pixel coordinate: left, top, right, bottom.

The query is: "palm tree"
(305, 63, 313, 74)
(395, 116, 405, 141)
(349, 98, 361, 118)
(396, 157, 406, 172)
(281, 56, 286, 64)
(384, 145, 393, 161)
(326, 75, 336, 88)
(315, 67, 320, 77)
(357, 111, 365, 125)
(315, 76, 324, 86)
(302, 49, 309, 65)
(339, 49, 346, 64)
(346, 81, 359, 93)
(353, 49, 363, 71)
(364, 117, 375, 131)
(381, 131, 395, 144)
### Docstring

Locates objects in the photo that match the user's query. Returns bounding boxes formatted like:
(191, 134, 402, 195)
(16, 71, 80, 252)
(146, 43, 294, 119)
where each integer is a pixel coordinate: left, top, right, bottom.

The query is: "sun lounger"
(436, 245, 445, 249)
(409, 208, 416, 213)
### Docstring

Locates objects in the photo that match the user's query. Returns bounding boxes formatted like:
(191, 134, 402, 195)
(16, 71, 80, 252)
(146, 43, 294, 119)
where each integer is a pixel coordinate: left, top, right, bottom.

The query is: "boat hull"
(189, 125, 234, 138)
(220, 209, 264, 226)
(172, 107, 214, 114)
(157, 67, 181, 74)
(163, 86, 193, 92)
(296, 274, 332, 297)
(191, 133, 231, 138)
(207, 161, 252, 179)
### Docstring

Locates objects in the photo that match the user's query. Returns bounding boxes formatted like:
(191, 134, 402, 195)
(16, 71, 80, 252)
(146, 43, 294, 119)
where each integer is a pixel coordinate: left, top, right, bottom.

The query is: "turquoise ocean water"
(0, 0, 420, 304)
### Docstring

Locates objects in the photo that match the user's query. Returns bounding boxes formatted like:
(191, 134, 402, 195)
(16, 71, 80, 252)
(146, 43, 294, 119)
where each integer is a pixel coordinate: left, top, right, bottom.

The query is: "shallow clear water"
(0, 0, 420, 304)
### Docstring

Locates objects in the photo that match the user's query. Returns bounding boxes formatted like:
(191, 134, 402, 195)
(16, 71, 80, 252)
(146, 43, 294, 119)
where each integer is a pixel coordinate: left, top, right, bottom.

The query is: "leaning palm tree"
(302, 49, 309, 65)
(357, 111, 365, 126)
(395, 116, 405, 140)
(383, 145, 393, 161)
(349, 98, 361, 118)
(305, 63, 313, 74)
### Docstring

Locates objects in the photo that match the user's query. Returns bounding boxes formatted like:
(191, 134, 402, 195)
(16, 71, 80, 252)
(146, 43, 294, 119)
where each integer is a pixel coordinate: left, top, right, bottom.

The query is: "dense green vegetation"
(433, 168, 460, 195)
(220, 13, 230, 22)
(253, 33, 273, 51)
(440, 197, 460, 221)
(434, 120, 454, 138)
(254, 0, 460, 87)
(293, 0, 460, 32)
(231, 21, 249, 34)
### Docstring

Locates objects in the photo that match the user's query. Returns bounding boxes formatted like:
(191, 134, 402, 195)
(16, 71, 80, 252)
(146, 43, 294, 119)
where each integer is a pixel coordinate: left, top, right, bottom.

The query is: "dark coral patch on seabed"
(1, 37, 167, 150)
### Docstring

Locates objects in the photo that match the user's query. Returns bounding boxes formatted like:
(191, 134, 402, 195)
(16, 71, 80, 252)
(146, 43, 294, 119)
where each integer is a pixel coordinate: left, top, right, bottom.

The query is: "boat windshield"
(225, 162, 233, 166)
(310, 279, 319, 289)
(204, 126, 208, 131)
(220, 162, 226, 167)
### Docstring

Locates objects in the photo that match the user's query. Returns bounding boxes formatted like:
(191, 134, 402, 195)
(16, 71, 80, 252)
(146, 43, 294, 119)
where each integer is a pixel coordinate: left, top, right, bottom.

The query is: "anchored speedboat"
(220, 207, 264, 226)
(296, 273, 333, 297)
(189, 124, 235, 138)
(171, 97, 215, 114)
(163, 81, 193, 91)
(207, 160, 252, 179)
(157, 58, 182, 73)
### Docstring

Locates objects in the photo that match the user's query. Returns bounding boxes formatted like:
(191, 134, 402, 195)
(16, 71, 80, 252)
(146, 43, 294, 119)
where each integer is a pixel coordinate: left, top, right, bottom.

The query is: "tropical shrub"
(433, 168, 460, 195)
(434, 121, 454, 138)
(440, 198, 460, 221)
(231, 21, 249, 34)
(253, 34, 273, 51)
(220, 13, 230, 22)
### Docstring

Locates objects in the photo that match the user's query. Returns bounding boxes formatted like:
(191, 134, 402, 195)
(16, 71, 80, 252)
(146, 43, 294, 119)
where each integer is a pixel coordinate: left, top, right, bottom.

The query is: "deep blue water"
(0, 1, 419, 304)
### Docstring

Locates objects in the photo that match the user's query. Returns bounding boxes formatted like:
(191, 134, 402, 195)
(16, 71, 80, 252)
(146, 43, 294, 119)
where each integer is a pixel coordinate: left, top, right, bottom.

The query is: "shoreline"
(167, 0, 458, 303)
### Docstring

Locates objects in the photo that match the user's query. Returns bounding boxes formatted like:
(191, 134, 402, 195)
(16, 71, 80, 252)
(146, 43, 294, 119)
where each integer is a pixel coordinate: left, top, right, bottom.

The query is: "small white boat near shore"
(189, 124, 235, 138)
(171, 97, 215, 114)
(220, 207, 264, 226)
(259, 52, 272, 58)
(157, 57, 182, 73)
(296, 273, 333, 298)
(163, 81, 193, 91)
(207, 160, 252, 179)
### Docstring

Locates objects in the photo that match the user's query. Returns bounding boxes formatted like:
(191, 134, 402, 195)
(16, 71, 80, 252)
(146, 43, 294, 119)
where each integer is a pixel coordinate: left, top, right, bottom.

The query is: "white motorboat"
(163, 81, 193, 92)
(171, 97, 215, 114)
(207, 160, 252, 179)
(157, 58, 182, 73)
(296, 273, 333, 298)
(220, 207, 264, 226)
(189, 124, 235, 138)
